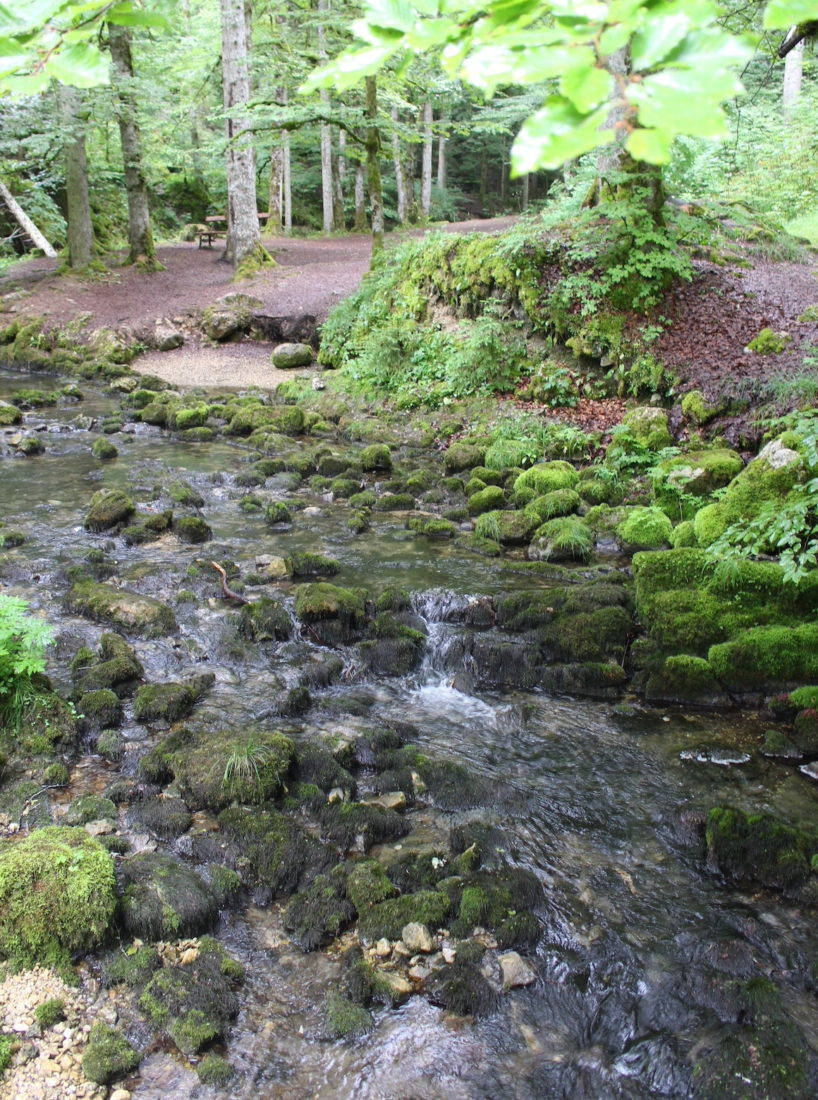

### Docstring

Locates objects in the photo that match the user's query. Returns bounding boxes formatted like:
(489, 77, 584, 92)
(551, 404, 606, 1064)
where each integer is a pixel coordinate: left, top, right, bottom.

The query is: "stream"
(2, 366, 818, 1099)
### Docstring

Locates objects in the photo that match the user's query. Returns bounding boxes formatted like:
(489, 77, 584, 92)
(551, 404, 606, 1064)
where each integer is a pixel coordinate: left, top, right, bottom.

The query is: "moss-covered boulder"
(133, 674, 214, 723)
(169, 728, 294, 811)
(705, 806, 818, 894)
(72, 633, 144, 696)
(173, 515, 212, 544)
(653, 448, 743, 520)
(693, 438, 804, 547)
(0, 401, 22, 426)
(474, 509, 539, 546)
(139, 937, 242, 1053)
(513, 461, 579, 498)
(528, 516, 593, 562)
(616, 506, 673, 551)
(468, 485, 506, 515)
(120, 852, 219, 940)
(64, 794, 117, 826)
(217, 805, 335, 897)
(525, 488, 581, 521)
(237, 597, 293, 642)
(91, 437, 118, 460)
(357, 890, 451, 942)
(272, 342, 313, 368)
(201, 293, 261, 341)
(645, 655, 730, 707)
(443, 442, 486, 473)
(284, 867, 356, 951)
(294, 582, 367, 644)
(359, 443, 392, 471)
(680, 389, 724, 426)
(427, 958, 498, 1017)
(84, 489, 135, 533)
(66, 580, 177, 637)
(614, 406, 672, 451)
(708, 624, 818, 691)
(77, 688, 122, 730)
(0, 827, 116, 967)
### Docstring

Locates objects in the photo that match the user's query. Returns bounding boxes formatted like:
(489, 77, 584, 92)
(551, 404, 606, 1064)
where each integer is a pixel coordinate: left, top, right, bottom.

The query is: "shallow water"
(2, 367, 818, 1099)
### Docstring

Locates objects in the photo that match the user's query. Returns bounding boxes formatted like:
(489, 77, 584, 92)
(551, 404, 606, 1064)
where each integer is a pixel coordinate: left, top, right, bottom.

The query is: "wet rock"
(365, 791, 407, 812)
(284, 867, 356, 951)
(357, 891, 451, 942)
(705, 806, 818, 894)
(77, 688, 122, 730)
(72, 632, 144, 697)
(760, 729, 803, 759)
(0, 400, 22, 426)
(66, 580, 177, 638)
(173, 515, 212, 544)
(128, 797, 192, 840)
(318, 800, 409, 852)
(133, 674, 214, 724)
(120, 852, 218, 940)
(84, 489, 135, 532)
(82, 1022, 139, 1085)
(402, 922, 435, 953)
(295, 582, 368, 645)
(427, 959, 498, 1017)
(168, 727, 294, 810)
(272, 342, 313, 368)
(64, 794, 117, 827)
(679, 747, 751, 766)
(499, 951, 537, 989)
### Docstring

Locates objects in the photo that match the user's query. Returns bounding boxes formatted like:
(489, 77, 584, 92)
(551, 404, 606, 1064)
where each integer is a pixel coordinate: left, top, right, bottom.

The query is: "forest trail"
(0, 216, 519, 390)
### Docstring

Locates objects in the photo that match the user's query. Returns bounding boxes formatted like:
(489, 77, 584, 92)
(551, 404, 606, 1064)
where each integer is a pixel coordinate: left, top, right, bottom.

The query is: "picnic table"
(198, 212, 270, 248)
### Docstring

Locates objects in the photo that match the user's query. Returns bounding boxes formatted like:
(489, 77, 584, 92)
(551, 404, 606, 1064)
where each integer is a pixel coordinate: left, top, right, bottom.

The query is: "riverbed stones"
(272, 342, 313, 368)
(498, 951, 536, 989)
(402, 922, 435, 953)
(66, 580, 177, 637)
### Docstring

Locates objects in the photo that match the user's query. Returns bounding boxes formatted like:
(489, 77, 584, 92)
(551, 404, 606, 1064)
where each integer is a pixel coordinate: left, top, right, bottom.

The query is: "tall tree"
(220, 0, 272, 271)
(365, 76, 384, 254)
(317, 0, 335, 234)
(391, 106, 409, 223)
(420, 100, 433, 218)
(782, 26, 805, 111)
(59, 85, 95, 268)
(108, 24, 158, 269)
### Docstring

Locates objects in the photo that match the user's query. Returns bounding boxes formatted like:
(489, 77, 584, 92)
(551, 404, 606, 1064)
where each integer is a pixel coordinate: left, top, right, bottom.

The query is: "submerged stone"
(84, 489, 135, 533)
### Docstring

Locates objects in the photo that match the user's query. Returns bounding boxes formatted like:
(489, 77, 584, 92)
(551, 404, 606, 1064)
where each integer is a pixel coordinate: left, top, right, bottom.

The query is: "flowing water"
(2, 367, 818, 1099)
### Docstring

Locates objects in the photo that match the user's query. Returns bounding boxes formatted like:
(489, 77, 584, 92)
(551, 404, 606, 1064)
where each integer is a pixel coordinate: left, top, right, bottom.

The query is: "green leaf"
(764, 0, 818, 29)
(626, 126, 674, 163)
(47, 40, 110, 86)
(511, 96, 612, 172)
(560, 63, 611, 112)
(631, 13, 692, 71)
(300, 44, 399, 92)
(364, 0, 417, 33)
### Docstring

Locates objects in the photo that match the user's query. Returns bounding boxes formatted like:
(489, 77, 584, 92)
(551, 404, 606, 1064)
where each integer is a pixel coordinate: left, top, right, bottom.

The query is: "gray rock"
(402, 922, 435, 953)
(154, 322, 183, 351)
(499, 951, 537, 990)
(272, 342, 313, 368)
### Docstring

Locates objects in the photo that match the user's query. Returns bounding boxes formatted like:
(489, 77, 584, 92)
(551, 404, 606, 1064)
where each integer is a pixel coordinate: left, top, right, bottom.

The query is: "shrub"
(0, 596, 53, 730)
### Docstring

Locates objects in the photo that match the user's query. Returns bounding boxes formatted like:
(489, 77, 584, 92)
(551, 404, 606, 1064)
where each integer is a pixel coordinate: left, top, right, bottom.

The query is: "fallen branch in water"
(211, 561, 251, 605)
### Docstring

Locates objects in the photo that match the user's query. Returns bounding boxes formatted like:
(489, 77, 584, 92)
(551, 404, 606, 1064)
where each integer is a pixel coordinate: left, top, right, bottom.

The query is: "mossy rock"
(539, 606, 632, 664)
(120, 852, 218, 941)
(66, 580, 177, 637)
(693, 439, 803, 547)
(217, 805, 335, 897)
(474, 509, 539, 546)
(326, 991, 373, 1038)
(138, 937, 242, 1053)
(615, 406, 672, 451)
(0, 827, 116, 967)
(705, 806, 817, 893)
(513, 461, 579, 498)
(577, 475, 621, 506)
(680, 389, 725, 426)
(406, 517, 457, 539)
(173, 515, 212, 544)
(0, 401, 22, 426)
(168, 480, 205, 507)
(133, 674, 214, 724)
(128, 797, 192, 840)
(202, 294, 260, 341)
(374, 492, 415, 511)
(652, 448, 744, 519)
(17, 434, 45, 456)
(172, 404, 210, 430)
(525, 488, 581, 521)
(293, 741, 356, 796)
(468, 485, 506, 515)
(427, 959, 498, 1017)
(272, 342, 313, 368)
(747, 327, 790, 354)
(81, 1022, 139, 1085)
(289, 551, 340, 578)
(528, 516, 593, 562)
(444, 442, 487, 473)
(708, 624, 818, 691)
(172, 728, 294, 811)
(84, 489, 135, 533)
(456, 533, 502, 557)
(77, 688, 122, 730)
(91, 438, 118, 460)
(346, 859, 397, 913)
(227, 404, 305, 437)
(318, 800, 410, 852)
(359, 443, 392, 471)
(64, 794, 117, 826)
(356, 890, 451, 942)
(294, 583, 367, 643)
(670, 520, 697, 548)
(237, 597, 292, 642)
(645, 655, 730, 707)
(284, 868, 356, 951)
(616, 506, 673, 551)
(72, 633, 143, 696)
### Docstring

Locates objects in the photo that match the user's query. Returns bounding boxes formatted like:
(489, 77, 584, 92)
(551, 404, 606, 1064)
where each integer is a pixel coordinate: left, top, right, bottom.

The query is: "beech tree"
(59, 85, 95, 268)
(219, 0, 273, 270)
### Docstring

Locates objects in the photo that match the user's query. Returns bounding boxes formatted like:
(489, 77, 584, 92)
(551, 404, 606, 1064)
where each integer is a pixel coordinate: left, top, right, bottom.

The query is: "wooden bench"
(198, 229, 222, 249)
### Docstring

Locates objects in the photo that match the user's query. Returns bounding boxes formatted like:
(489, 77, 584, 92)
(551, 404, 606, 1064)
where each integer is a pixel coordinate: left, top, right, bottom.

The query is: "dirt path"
(0, 216, 519, 391)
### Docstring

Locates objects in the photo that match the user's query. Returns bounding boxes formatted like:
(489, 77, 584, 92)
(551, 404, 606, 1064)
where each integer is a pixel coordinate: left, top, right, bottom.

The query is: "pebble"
(374, 939, 392, 958)
(401, 922, 435, 954)
(498, 951, 537, 990)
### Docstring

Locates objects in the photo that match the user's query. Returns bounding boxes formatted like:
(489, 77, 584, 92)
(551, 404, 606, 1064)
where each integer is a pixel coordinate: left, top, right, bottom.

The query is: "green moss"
(357, 890, 451, 941)
(318, 800, 409, 851)
(173, 515, 212, 544)
(529, 516, 593, 562)
(789, 685, 818, 709)
(747, 327, 790, 354)
(284, 869, 356, 951)
(120, 853, 217, 941)
(105, 944, 160, 987)
(168, 480, 205, 507)
(197, 1054, 233, 1085)
(374, 492, 415, 511)
(513, 461, 579, 497)
(218, 805, 333, 896)
(346, 859, 397, 913)
(428, 959, 498, 1017)
(0, 827, 116, 967)
(617, 406, 672, 450)
(467, 485, 506, 515)
(0, 402, 22, 426)
(237, 597, 292, 642)
(670, 520, 697, 548)
(326, 991, 373, 1038)
(65, 580, 177, 637)
(406, 517, 457, 538)
(83, 489, 135, 533)
(91, 438, 118, 460)
(645, 655, 725, 705)
(653, 448, 744, 519)
(295, 583, 366, 623)
(680, 389, 724, 425)
(475, 509, 539, 546)
(705, 806, 817, 892)
(289, 552, 340, 577)
(708, 624, 818, 690)
(525, 488, 581, 521)
(34, 997, 65, 1028)
(173, 405, 210, 430)
(64, 794, 117, 826)
(81, 1023, 139, 1085)
(172, 728, 294, 810)
(133, 675, 213, 723)
(360, 443, 392, 471)
(444, 442, 487, 473)
(616, 506, 673, 551)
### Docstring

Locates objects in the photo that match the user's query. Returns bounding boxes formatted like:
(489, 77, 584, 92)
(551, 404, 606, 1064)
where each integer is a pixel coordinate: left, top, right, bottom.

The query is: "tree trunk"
(391, 107, 408, 223)
(365, 76, 384, 255)
(59, 85, 95, 269)
(783, 27, 804, 112)
(283, 129, 292, 234)
(420, 101, 433, 218)
(268, 144, 283, 232)
(354, 162, 366, 232)
(338, 129, 347, 185)
(108, 24, 158, 268)
(219, 0, 271, 271)
(332, 139, 345, 229)
(0, 181, 57, 257)
(317, 0, 334, 234)
(436, 128, 446, 190)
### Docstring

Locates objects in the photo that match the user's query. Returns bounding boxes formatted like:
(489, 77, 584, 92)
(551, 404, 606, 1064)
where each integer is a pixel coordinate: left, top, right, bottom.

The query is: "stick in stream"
(211, 561, 251, 604)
